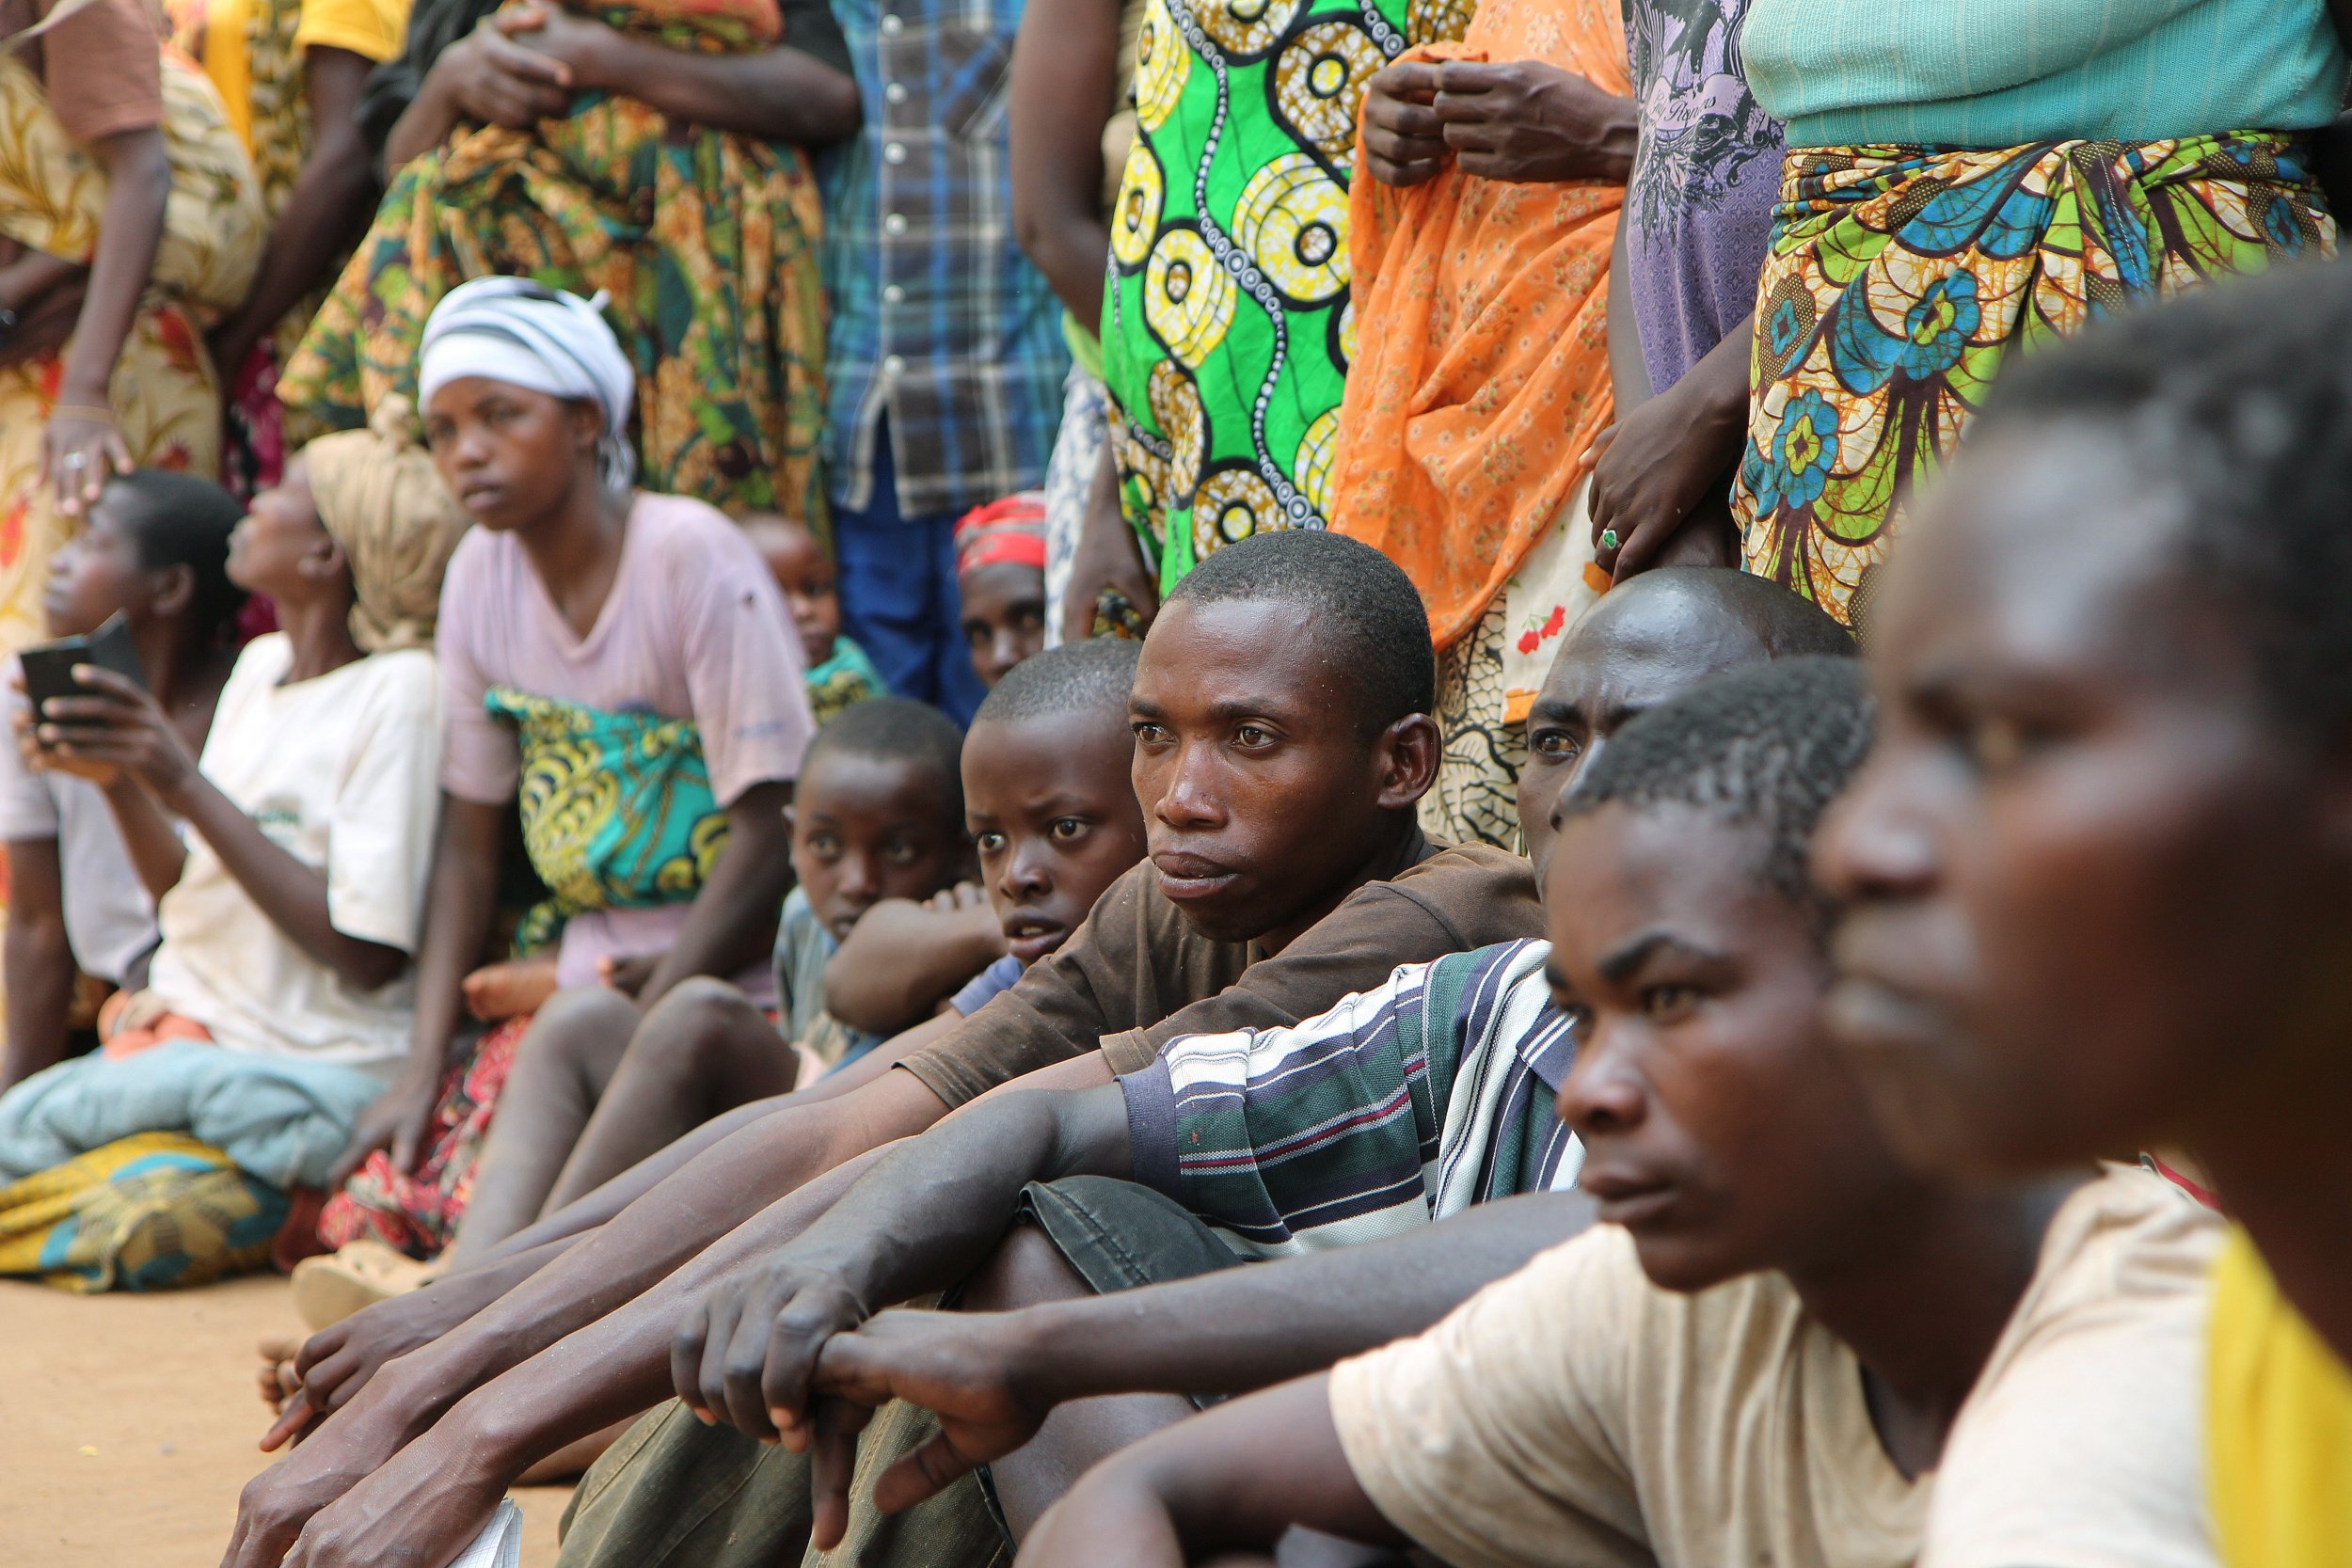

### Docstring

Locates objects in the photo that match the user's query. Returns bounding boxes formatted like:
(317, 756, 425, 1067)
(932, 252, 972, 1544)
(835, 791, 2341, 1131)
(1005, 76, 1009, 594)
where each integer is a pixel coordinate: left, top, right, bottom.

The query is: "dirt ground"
(0, 1274, 574, 1565)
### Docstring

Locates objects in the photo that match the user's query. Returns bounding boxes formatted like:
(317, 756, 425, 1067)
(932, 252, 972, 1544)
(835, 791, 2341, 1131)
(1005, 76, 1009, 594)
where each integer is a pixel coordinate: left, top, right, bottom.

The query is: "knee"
(632, 977, 768, 1073)
(959, 1221, 1092, 1314)
(516, 986, 641, 1071)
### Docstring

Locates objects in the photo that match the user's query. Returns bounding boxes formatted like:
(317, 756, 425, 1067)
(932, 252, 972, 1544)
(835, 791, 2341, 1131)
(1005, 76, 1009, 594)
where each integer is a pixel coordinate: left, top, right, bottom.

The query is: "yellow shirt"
(169, 0, 407, 156)
(2210, 1228, 2352, 1568)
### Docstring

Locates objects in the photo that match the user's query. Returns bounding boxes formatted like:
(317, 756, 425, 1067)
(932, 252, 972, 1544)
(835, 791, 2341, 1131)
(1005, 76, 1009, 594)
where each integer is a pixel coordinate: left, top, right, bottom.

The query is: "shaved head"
(1518, 569, 1854, 868)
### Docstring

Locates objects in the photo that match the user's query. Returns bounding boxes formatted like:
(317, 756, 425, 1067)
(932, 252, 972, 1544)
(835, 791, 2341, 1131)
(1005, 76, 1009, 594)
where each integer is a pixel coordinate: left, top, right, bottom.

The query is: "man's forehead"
(1542, 610, 1770, 715)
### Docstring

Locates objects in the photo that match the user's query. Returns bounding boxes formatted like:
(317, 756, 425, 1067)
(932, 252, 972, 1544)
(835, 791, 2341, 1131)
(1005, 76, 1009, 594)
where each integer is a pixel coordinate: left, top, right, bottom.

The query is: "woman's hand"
(11, 672, 114, 784)
(1361, 60, 1453, 186)
(1428, 59, 1637, 184)
(33, 667, 197, 800)
(1583, 312, 1753, 580)
(436, 12, 576, 127)
(1059, 445, 1156, 645)
(326, 1069, 439, 1187)
(42, 406, 133, 519)
(492, 2, 618, 90)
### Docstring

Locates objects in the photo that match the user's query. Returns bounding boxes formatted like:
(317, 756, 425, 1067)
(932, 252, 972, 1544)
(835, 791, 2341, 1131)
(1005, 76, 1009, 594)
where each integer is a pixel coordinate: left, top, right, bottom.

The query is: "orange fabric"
(1329, 0, 1629, 652)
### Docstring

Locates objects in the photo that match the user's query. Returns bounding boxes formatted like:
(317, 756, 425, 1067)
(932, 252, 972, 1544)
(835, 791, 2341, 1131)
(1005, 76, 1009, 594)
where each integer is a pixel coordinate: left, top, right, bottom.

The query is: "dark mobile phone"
(20, 611, 145, 720)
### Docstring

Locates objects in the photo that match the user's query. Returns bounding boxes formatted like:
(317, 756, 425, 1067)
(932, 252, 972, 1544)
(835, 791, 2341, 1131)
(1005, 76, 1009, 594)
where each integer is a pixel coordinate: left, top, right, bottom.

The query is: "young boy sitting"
(1016, 659, 2222, 1568)
(742, 511, 886, 728)
(441, 696, 973, 1262)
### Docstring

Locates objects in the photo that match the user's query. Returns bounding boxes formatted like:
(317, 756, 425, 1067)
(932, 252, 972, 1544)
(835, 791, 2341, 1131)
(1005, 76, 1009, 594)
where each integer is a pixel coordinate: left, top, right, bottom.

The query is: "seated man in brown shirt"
(222, 530, 1544, 1568)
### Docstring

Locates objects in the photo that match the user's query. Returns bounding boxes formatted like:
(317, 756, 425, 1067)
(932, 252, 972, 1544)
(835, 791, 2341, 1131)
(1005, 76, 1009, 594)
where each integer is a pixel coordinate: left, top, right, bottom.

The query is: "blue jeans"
(830, 428, 987, 725)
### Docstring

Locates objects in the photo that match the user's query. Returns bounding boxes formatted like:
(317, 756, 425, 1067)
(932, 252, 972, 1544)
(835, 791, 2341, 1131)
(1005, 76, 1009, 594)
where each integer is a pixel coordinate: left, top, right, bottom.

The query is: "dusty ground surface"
(0, 1274, 574, 1565)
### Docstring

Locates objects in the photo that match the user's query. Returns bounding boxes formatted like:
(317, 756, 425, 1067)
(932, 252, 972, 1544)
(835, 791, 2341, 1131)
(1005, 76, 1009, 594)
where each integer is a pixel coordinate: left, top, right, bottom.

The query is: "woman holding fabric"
(278, 0, 857, 520)
(1327, 0, 1635, 848)
(332, 278, 810, 1208)
(1721, 0, 2347, 625)
(0, 0, 264, 651)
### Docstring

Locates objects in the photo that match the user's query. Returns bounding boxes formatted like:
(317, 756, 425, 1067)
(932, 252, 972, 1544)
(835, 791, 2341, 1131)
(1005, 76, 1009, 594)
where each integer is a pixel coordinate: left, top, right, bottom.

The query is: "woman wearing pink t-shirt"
(323, 278, 812, 1270)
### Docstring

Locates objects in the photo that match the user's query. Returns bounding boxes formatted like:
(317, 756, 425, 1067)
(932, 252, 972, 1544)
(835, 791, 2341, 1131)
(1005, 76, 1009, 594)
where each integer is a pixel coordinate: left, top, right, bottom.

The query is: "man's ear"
(148, 561, 196, 620)
(1375, 711, 1442, 813)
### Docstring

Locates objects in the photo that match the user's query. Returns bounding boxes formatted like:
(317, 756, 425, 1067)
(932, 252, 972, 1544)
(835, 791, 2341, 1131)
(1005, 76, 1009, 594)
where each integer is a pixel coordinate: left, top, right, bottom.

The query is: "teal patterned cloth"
(486, 686, 729, 954)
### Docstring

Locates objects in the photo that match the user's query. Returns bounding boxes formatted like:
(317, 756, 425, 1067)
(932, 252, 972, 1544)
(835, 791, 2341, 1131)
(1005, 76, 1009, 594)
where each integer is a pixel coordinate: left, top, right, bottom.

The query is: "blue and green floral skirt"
(1733, 132, 2332, 625)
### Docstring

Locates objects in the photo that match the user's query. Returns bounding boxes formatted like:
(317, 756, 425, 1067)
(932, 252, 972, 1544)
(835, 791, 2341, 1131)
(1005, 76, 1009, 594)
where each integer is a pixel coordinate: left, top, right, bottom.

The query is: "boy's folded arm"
(823, 896, 1006, 1035)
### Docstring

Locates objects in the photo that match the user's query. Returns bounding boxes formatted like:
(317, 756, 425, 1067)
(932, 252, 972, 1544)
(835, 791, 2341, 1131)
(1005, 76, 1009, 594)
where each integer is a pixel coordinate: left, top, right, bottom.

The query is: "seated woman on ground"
(0, 409, 459, 1289)
(0, 471, 247, 1091)
(441, 696, 972, 1265)
(286, 0, 860, 520)
(326, 277, 814, 1275)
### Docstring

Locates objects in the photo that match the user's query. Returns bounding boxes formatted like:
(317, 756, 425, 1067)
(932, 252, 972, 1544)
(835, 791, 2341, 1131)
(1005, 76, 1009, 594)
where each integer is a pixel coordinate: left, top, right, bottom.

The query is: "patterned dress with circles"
(1099, 0, 1470, 594)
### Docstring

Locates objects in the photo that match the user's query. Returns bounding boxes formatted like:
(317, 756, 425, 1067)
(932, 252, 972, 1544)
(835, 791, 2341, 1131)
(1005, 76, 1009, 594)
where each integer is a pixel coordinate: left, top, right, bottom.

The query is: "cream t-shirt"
(144, 635, 441, 1074)
(1330, 1166, 2221, 1568)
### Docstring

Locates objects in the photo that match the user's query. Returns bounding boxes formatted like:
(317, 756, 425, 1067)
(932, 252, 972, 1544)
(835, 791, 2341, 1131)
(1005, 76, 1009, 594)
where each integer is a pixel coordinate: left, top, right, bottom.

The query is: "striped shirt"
(818, 0, 1072, 517)
(1118, 939, 1580, 1259)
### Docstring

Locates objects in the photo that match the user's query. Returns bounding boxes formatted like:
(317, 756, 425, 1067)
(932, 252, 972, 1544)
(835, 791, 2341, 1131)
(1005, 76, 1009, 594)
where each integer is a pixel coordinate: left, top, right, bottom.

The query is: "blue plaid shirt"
(818, 0, 1071, 518)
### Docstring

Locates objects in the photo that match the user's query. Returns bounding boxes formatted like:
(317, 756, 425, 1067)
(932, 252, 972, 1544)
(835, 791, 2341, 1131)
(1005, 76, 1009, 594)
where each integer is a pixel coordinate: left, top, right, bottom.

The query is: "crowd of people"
(0, 0, 2349, 1561)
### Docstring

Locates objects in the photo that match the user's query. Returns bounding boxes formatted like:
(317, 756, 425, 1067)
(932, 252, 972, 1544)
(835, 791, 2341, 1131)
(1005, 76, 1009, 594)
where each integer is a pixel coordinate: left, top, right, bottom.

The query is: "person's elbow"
(99, 127, 172, 220)
(801, 64, 860, 142)
(338, 937, 410, 992)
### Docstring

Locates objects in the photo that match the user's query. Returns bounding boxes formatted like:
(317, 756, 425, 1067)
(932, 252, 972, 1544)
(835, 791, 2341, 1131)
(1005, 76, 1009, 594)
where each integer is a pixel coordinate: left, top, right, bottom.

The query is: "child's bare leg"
(539, 976, 799, 1212)
(441, 988, 640, 1268)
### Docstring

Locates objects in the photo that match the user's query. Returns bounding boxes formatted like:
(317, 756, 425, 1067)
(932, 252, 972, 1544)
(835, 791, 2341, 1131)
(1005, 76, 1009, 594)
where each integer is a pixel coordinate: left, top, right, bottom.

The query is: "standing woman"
(167, 0, 413, 494)
(1730, 0, 2346, 626)
(334, 278, 812, 1201)
(0, 0, 264, 650)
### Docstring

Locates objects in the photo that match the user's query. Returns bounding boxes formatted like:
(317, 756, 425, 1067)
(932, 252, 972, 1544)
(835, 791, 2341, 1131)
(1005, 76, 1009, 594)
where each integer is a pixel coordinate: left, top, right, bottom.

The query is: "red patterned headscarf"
(953, 492, 1047, 578)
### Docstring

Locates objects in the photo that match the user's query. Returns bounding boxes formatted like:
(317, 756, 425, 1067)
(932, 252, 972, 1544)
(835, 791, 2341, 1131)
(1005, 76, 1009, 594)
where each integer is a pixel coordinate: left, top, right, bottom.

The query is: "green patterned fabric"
(487, 686, 729, 954)
(278, 0, 831, 521)
(1734, 133, 2334, 623)
(1099, 0, 1470, 594)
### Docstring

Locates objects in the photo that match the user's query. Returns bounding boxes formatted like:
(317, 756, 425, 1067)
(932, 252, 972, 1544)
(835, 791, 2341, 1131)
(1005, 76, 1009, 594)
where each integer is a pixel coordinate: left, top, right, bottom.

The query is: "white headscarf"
(418, 277, 638, 491)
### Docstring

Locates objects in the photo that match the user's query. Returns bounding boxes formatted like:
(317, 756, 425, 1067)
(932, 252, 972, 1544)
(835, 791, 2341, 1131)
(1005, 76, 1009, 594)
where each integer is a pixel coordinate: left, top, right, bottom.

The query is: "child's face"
(43, 493, 150, 640)
(958, 562, 1047, 689)
(789, 751, 967, 940)
(745, 514, 842, 671)
(1545, 800, 1912, 1296)
(961, 708, 1147, 964)
(226, 455, 332, 599)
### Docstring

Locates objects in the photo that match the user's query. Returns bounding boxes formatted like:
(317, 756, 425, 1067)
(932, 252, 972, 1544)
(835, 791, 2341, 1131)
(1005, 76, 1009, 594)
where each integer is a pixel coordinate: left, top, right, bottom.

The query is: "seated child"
(771, 697, 975, 1075)
(0, 414, 465, 1289)
(437, 695, 968, 1262)
(0, 470, 246, 1090)
(954, 492, 1048, 689)
(1014, 660, 2223, 1568)
(742, 510, 885, 727)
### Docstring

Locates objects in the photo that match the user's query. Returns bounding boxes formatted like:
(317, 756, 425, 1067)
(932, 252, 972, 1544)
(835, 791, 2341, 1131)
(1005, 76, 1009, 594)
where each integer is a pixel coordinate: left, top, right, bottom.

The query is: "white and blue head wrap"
(418, 277, 638, 491)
